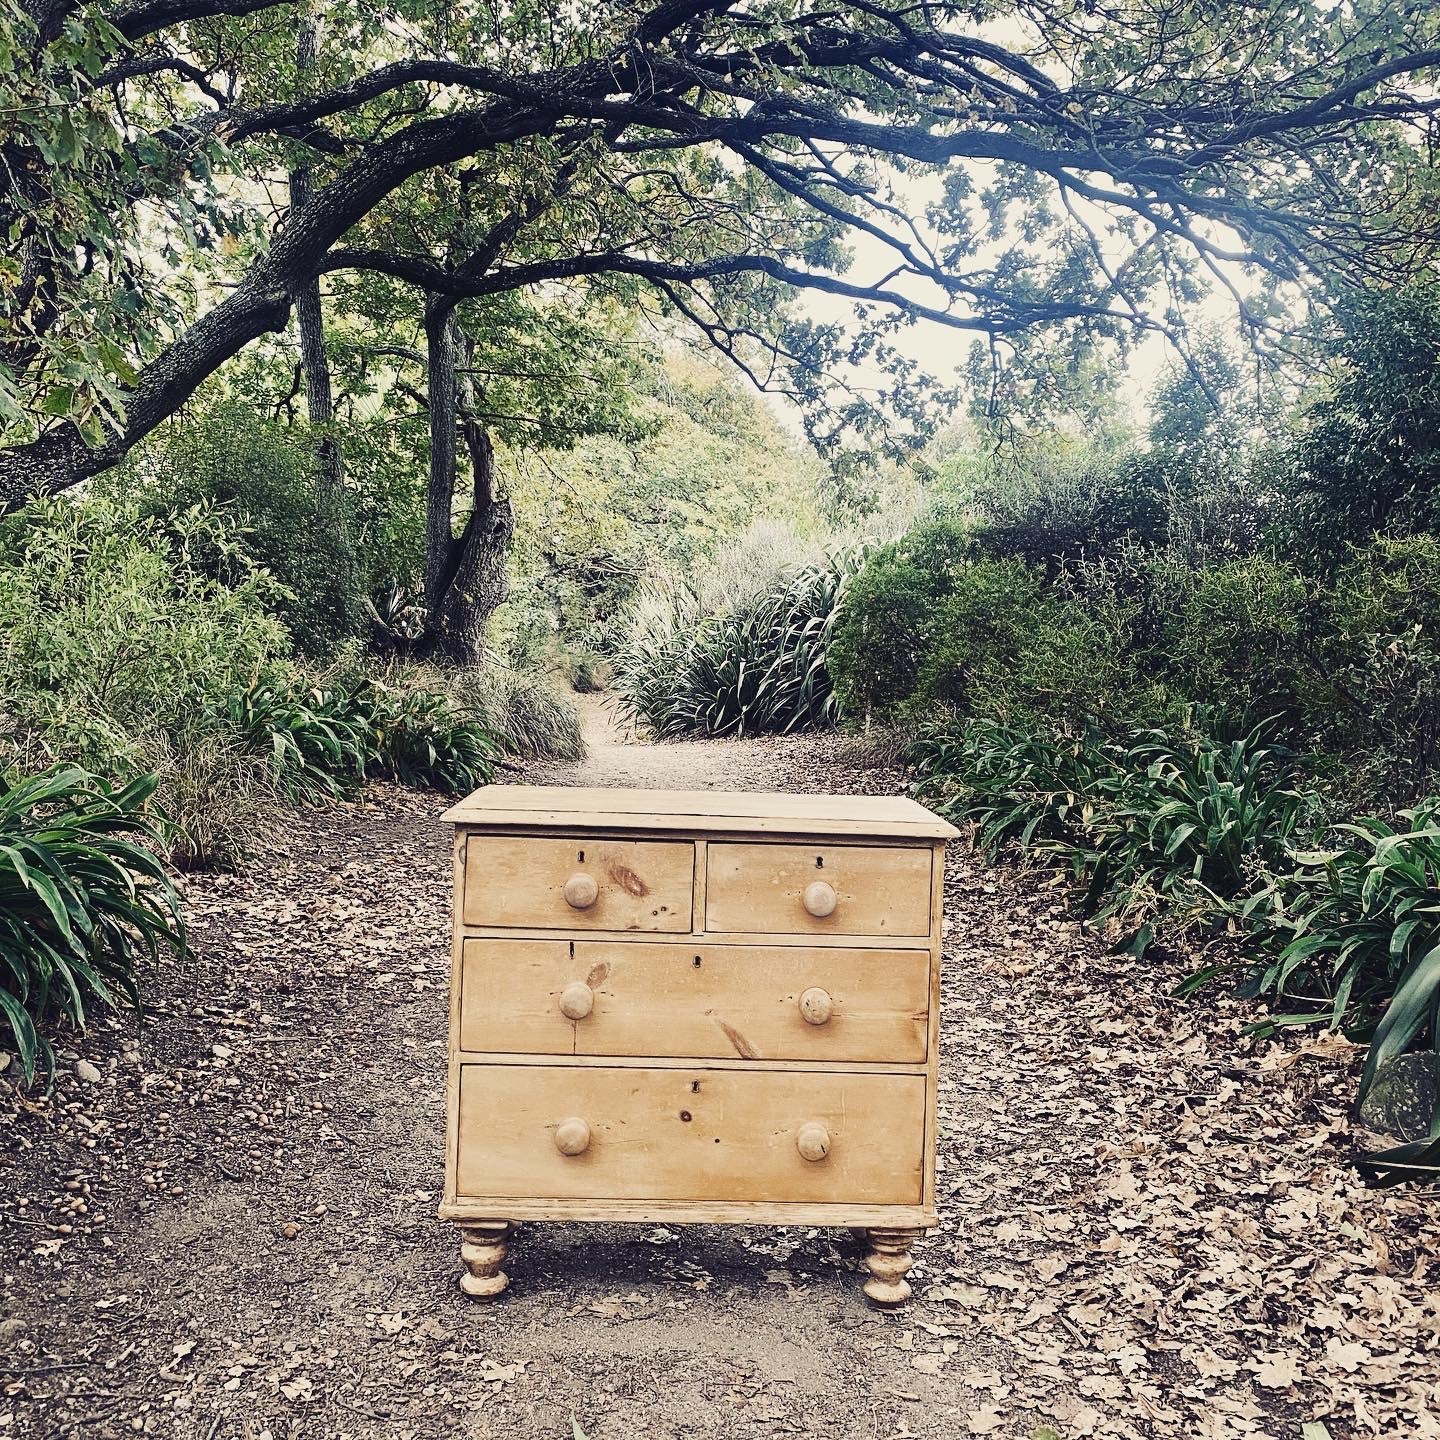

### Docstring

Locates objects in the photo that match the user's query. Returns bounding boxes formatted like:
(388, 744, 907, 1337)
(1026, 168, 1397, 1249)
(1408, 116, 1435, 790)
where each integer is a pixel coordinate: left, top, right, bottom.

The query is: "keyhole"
(690, 1080, 700, 1093)
(577, 849, 585, 863)
(693, 955, 702, 968)
(815, 855, 824, 868)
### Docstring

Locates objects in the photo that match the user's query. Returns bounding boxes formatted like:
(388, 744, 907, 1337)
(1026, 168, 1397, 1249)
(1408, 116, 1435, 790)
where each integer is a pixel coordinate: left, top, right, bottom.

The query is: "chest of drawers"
(439, 785, 956, 1306)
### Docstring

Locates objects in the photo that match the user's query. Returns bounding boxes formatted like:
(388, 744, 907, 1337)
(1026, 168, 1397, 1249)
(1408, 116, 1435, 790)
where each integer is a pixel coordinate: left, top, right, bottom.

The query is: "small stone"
(279, 1222, 300, 1240)
(0, 1051, 11, 1073)
(211, 1044, 233, 1060)
(74, 1059, 102, 1084)
(0, 1318, 27, 1343)
(1359, 1053, 1440, 1142)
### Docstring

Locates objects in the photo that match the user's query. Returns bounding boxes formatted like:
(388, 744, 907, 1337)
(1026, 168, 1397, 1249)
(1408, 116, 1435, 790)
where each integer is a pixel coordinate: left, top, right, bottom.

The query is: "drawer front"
(462, 836, 693, 932)
(459, 939, 930, 1062)
(455, 1064, 924, 1204)
(705, 842, 932, 937)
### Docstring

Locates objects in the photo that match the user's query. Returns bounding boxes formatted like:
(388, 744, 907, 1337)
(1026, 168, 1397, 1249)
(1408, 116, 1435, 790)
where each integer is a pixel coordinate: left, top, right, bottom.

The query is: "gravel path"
(3, 704, 1435, 1440)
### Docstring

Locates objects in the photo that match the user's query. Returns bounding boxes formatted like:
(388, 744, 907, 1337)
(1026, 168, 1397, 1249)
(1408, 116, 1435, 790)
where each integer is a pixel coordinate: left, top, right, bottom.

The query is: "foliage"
(0, 493, 288, 778)
(225, 673, 500, 799)
(1294, 282, 1440, 550)
(8, 1, 1440, 506)
(970, 448, 1168, 571)
(612, 551, 861, 739)
(453, 665, 586, 761)
(109, 400, 369, 657)
(0, 766, 185, 1084)
(826, 519, 975, 724)
(221, 678, 372, 803)
(356, 681, 499, 794)
(912, 718, 1305, 955)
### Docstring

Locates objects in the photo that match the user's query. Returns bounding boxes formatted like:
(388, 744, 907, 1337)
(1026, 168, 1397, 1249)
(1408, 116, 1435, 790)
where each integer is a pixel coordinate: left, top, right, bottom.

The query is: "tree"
(2, 1, 1438, 511)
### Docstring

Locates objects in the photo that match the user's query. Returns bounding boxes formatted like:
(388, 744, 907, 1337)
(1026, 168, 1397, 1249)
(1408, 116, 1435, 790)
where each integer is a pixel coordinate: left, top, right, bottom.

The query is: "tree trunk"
(289, 11, 343, 493)
(422, 299, 513, 665)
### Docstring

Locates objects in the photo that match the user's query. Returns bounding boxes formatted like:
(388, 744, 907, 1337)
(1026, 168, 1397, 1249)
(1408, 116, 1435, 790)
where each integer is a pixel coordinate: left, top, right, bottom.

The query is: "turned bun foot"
(861, 1226, 926, 1307)
(459, 1220, 513, 1298)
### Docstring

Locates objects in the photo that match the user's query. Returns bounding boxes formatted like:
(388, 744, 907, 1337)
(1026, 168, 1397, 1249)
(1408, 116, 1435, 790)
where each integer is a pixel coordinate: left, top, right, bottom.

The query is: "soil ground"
(3, 700, 1437, 1440)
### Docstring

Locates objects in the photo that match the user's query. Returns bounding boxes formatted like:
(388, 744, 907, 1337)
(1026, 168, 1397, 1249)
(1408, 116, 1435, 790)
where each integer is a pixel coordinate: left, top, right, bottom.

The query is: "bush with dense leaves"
(225, 674, 501, 799)
(0, 767, 185, 1084)
(611, 552, 860, 738)
(109, 401, 369, 657)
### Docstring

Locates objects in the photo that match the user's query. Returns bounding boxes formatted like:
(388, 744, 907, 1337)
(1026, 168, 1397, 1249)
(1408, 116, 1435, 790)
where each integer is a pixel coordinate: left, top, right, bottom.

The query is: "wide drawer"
(704, 842, 932, 937)
(462, 835, 693, 932)
(458, 939, 930, 1061)
(454, 1064, 924, 1204)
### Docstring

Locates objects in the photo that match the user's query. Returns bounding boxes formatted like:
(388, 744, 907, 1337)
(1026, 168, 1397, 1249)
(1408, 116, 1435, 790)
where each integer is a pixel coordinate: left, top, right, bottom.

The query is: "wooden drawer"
(458, 939, 930, 1062)
(704, 843, 932, 937)
(462, 836, 693, 932)
(455, 1064, 924, 1204)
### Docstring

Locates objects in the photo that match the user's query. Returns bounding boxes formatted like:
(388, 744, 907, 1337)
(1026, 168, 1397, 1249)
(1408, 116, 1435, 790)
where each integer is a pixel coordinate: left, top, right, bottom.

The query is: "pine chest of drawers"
(439, 785, 957, 1305)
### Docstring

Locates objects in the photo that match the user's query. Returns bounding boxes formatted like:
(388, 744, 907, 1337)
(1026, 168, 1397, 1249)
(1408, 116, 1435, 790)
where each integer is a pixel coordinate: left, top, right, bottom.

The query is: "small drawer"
(458, 939, 930, 1062)
(462, 835, 693, 932)
(705, 843, 932, 937)
(454, 1064, 924, 1204)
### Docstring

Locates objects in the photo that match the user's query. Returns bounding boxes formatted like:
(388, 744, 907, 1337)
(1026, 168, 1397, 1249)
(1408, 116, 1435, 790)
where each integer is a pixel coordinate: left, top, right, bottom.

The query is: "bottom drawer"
(454, 1064, 924, 1205)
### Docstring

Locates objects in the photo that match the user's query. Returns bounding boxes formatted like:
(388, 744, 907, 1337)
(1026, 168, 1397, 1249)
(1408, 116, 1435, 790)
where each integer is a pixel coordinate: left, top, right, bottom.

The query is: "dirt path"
(3, 706, 1436, 1440)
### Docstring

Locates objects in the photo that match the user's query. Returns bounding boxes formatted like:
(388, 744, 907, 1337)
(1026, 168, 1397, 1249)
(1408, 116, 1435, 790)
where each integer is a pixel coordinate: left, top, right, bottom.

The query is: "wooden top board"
(441, 785, 959, 840)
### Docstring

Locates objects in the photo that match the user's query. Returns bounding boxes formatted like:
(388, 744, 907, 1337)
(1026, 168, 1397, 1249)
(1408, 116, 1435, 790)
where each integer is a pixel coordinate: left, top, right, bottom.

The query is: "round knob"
(563, 872, 598, 910)
(798, 987, 833, 1026)
(802, 880, 838, 918)
(554, 1116, 591, 1156)
(796, 1120, 831, 1162)
(559, 981, 594, 1020)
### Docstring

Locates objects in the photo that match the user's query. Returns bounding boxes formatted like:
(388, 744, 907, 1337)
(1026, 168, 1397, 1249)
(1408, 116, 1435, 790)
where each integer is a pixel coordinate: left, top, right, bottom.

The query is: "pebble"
(0, 1051, 11, 1073)
(74, 1059, 102, 1084)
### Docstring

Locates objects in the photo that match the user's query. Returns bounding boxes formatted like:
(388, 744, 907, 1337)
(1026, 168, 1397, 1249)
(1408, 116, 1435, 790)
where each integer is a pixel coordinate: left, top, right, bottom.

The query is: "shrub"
(912, 717, 1305, 955)
(1313, 537, 1440, 801)
(1246, 803, 1440, 1035)
(0, 767, 185, 1084)
(971, 448, 1168, 569)
(357, 681, 499, 792)
(456, 665, 586, 760)
(826, 519, 973, 723)
(0, 495, 288, 779)
(611, 553, 859, 738)
(110, 401, 368, 657)
(224, 673, 501, 798)
(831, 531, 1151, 730)
(222, 678, 372, 802)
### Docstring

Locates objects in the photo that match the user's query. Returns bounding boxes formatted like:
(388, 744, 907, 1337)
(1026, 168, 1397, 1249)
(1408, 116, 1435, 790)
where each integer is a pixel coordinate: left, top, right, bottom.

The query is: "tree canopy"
(3, 0, 1439, 509)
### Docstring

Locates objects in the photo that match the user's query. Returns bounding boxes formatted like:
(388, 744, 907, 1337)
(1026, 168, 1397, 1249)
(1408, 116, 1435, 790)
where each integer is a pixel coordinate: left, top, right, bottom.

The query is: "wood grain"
(458, 939, 930, 1062)
(704, 842, 933, 938)
(442, 785, 959, 840)
(454, 1064, 925, 1205)
(462, 835, 694, 932)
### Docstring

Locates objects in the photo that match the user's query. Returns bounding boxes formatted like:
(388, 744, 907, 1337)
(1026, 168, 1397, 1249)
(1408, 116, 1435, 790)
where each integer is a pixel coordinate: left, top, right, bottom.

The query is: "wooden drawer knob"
(798, 986, 834, 1025)
(796, 1120, 831, 1162)
(559, 981, 594, 1020)
(563, 872, 598, 910)
(802, 879, 838, 918)
(554, 1116, 591, 1156)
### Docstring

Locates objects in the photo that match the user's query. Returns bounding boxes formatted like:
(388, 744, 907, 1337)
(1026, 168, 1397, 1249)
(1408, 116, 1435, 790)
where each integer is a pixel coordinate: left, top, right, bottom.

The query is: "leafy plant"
(612, 552, 861, 738)
(0, 767, 185, 1084)
(358, 682, 499, 793)
(912, 718, 1304, 955)
(221, 678, 372, 802)
(1244, 802, 1440, 1033)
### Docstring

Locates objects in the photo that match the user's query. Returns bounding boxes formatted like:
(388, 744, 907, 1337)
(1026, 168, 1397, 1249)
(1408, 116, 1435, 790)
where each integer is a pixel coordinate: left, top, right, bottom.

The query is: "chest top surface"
(441, 784, 959, 841)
